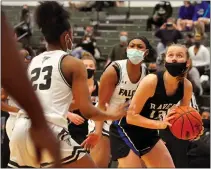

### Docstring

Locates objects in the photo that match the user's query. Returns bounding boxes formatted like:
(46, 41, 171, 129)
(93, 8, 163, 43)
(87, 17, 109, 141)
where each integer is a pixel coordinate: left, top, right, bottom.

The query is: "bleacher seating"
(2, 5, 210, 112)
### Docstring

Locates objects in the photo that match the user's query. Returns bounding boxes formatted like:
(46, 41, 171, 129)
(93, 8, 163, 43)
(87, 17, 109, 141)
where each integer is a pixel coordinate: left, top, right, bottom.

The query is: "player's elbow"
(79, 103, 93, 119)
(126, 114, 134, 125)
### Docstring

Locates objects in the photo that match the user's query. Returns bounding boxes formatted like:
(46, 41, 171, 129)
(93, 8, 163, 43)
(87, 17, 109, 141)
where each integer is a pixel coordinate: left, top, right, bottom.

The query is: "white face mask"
(127, 48, 145, 65)
(65, 34, 73, 55)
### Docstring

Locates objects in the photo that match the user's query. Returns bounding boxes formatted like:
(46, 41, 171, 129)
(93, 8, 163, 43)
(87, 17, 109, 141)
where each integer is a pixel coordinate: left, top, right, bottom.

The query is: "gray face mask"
(65, 34, 73, 55)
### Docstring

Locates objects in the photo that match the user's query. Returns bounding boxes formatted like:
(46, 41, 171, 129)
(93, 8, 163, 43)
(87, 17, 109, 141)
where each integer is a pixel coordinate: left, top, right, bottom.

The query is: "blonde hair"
(81, 51, 96, 65)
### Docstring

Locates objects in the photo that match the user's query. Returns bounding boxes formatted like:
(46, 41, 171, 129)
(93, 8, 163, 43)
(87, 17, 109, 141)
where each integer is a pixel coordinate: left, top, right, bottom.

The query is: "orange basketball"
(169, 106, 203, 140)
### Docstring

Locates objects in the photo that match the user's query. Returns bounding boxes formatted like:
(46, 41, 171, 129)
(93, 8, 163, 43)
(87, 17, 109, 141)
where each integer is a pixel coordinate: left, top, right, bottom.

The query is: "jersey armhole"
(58, 54, 72, 88)
(112, 62, 121, 86)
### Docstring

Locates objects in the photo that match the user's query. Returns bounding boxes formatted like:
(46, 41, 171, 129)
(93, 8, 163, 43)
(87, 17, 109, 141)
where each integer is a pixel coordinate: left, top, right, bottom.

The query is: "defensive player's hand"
(106, 101, 130, 120)
(81, 132, 101, 151)
(30, 124, 61, 167)
(67, 112, 85, 125)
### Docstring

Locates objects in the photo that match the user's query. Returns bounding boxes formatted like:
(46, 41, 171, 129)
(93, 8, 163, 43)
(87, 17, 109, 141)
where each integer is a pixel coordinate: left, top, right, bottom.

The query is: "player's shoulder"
(142, 73, 158, 83)
(183, 78, 193, 90)
(62, 54, 85, 72)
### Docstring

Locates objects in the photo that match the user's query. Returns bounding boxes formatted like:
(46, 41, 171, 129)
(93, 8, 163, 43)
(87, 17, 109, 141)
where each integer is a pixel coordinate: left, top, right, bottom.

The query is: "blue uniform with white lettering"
(110, 71, 184, 160)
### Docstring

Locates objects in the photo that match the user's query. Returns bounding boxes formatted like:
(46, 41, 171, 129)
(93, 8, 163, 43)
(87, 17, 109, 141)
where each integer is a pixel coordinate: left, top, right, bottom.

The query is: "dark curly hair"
(34, 1, 71, 44)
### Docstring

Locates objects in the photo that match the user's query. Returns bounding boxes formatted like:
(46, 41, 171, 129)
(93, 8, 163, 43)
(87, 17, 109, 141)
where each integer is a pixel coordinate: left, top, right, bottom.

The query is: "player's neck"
(127, 60, 141, 72)
(164, 71, 179, 87)
(87, 78, 94, 85)
(47, 44, 62, 51)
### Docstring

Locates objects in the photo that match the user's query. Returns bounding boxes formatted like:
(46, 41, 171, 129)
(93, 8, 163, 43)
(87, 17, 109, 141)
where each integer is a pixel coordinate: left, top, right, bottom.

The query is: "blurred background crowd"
(1, 0, 210, 168)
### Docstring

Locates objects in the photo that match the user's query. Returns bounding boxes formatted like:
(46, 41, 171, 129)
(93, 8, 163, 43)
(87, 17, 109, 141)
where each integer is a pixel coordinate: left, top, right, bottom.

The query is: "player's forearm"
(126, 114, 160, 129)
(80, 102, 112, 121)
(94, 103, 107, 134)
(2, 14, 48, 129)
(1, 102, 19, 113)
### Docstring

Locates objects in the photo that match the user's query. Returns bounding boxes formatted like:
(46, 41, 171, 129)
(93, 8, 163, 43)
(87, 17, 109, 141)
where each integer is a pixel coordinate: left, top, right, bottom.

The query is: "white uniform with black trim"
(88, 59, 148, 137)
(6, 97, 21, 140)
(8, 50, 86, 168)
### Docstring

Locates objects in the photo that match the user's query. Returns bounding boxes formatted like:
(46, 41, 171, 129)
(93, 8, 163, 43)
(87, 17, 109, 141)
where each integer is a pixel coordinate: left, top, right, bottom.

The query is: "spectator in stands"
(184, 33, 194, 48)
(177, 1, 195, 31)
(16, 5, 33, 46)
(69, 1, 96, 11)
(187, 111, 210, 168)
(23, 45, 35, 58)
(71, 47, 87, 59)
(105, 31, 128, 66)
(193, 1, 210, 36)
(187, 59, 203, 96)
(201, 111, 210, 120)
(155, 18, 183, 57)
(146, 1, 172, 31)
(188, 33, 210, 75)
(76, 26, 101, 59)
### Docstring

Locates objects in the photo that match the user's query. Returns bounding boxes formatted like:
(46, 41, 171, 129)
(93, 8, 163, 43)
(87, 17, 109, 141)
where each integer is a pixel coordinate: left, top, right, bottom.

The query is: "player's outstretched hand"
(106, 101, 130, 120)
(30, 125, 61, 167)
(81, 133, 101, 151)
(67, 112, 85, 125)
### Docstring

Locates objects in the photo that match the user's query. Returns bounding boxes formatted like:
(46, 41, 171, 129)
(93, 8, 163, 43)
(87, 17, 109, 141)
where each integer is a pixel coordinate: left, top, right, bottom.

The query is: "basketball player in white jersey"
(1, 49, 32, 140)
(8, 2, 129, 168)
(86, 37, 157, 167)
(2, 11, 61, 167)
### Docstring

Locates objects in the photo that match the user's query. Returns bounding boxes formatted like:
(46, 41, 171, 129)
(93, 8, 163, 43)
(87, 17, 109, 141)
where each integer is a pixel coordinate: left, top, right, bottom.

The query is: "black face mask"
(148, 69, 157, 73)
(165, 62, 187, 77)
(87, 69, 95, 79)
(195, 41, 201, 48)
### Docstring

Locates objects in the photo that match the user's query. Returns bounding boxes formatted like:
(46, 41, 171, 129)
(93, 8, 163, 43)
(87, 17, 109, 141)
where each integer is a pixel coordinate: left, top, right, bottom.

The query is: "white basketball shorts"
(88, 120, 112, 137)
(8, 116, 87, 168)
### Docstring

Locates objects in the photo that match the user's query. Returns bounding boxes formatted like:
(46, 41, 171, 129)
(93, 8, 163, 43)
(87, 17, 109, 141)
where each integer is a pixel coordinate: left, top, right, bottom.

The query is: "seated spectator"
(177, 1, 195, 31)
(155, 18, 183, 57)
(69, 1, 96, 11)
(193, 1, 210, 36)
(146, 1, 172, 31)
(187, 111, 210, 168)
(105, 31, 128, 66)
(77, 35, 95, 56)
(188, 33, 210, 75)
(187, 59, 203, 96)
(71, 47, 87, 59)
(16, 5, 33, 46)
(184, 33, 194, 48)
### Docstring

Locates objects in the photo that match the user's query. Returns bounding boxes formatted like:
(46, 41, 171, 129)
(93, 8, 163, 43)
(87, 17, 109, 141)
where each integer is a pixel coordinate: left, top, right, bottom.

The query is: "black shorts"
(110, 122, 160, 161)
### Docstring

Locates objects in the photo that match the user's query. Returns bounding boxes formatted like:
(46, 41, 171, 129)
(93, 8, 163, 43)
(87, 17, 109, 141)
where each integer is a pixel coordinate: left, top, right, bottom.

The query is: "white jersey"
(27, 50, 73, 128)
(109, 59, 148, 107)
(8, 96, 20, 116)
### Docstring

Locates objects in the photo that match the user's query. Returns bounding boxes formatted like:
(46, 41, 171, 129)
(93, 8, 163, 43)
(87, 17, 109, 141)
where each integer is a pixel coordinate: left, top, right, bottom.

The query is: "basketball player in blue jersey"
(8, 2, 129, 168)
(86, 37, 156, 167)
(110, 44, 202, 168)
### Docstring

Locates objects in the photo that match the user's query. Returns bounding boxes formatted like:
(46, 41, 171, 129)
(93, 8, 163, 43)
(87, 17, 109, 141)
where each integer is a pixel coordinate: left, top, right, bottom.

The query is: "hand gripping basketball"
(156, 106, 177, 129)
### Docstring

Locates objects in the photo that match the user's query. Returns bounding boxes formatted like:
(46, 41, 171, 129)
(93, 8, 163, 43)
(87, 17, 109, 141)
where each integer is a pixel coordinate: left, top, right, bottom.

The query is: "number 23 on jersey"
(30, 66, 53, 91)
